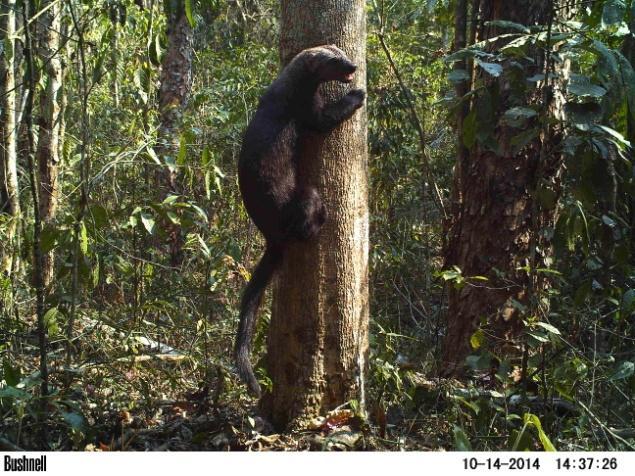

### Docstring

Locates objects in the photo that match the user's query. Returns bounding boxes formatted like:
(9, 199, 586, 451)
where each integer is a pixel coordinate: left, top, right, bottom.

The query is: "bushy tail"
(234, 244, 282, 396)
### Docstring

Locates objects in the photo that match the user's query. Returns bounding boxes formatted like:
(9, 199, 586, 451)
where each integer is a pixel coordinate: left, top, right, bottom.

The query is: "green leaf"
(91, 51, 105, 85)
(205, 171, 211, 199)
(162, 194, 180, 205)
(177, 134, 187, 166)
(622, 289, 635, 313)
(525, 414, 556, 451)
(527, 331, 550, 343)
(167, 211, 180, 225)
(455, 396, 480, 414)
(510, 426, 533, 451)
(470, 329, 485, 350)
(602, 215, 617, 228)
(146, 146, 161, 165)
(610, 361, 634, 381)
(475, 58, 503, 77)
(595, 125, 631, 148)
(61, 411, 87, 431)
(592, 40, 620, 79)
(535, 322, 561, 335)
(445, 48, 484, 63)
(197, 234, 211, 259)
(453, 426, 472, 451)
(568, 75, 607, 98)
(0, 385, 31, 401)
(43, 308, 60, 336)
(79, 221, 88, 255)
(448, 69, 470, 84)
(201, 147, 211, 167)
(148, 33, 163, 66)
(184, 0, 195, 27)
(485, 20, 530, 33)
(140, 212, 155, 235)
(92, 257, 100, 289)
(502, 106, 537, 128)
(2, 360, 21, 387)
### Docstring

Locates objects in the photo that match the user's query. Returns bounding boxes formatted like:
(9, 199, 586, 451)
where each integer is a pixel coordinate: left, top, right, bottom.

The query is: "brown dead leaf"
(322, 409, 354, 432)
(120, 410, 133, 425)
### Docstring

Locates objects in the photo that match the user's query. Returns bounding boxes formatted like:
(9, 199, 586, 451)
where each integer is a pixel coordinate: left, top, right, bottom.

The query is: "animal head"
(292, 45, 358, 83)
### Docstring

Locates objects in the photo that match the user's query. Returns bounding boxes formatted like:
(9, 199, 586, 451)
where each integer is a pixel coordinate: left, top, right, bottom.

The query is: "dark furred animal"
(234, 45, 366, 396)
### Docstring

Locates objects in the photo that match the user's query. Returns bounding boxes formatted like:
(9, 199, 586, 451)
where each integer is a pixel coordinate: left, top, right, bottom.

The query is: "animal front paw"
(346, 88, 366, 108)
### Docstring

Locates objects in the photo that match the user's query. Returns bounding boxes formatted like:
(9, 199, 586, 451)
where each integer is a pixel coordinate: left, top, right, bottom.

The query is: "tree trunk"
(442, 0, 561, 375)
(261, 0, 369, 430)
(1, 0, 21, 275)
(625, 6, 635, 240)
(451, 0, 468, 212)
(35, 0, 63, 289)
(157, 1, 193, 266)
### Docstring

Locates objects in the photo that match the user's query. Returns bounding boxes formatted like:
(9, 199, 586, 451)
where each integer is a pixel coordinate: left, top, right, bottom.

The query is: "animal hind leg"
(282, 187, 326, 241)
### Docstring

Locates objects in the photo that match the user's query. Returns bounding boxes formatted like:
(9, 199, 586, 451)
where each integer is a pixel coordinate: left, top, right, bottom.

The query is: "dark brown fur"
(234, 45, 365, 396)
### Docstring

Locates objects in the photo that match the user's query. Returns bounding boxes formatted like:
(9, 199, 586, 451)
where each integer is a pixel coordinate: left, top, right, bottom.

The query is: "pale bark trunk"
(262, 0, 369, 430)
(443, 0, 562, 375)
(1, 0, 21, 274)
(157, 3, 193, 266)
(35, 0, 63, 289)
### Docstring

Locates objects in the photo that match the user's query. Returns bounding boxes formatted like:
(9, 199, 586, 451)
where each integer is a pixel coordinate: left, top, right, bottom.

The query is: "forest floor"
(1, 313, 451, 451)
(76, 388, 449, 452)
(1, 362, 450, 452)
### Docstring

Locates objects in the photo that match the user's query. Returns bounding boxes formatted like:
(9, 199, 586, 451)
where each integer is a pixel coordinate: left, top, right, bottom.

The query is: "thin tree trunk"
(261, 0, 369, 430)
(442, 0, 561, 375)
(451, 0, 468, 214)
(623, 6, 635, 238)
(157, 1, 193, 266)
(35, 0, 63, 289)
(1, 0, 21, 275)
(22, 0, 48, 446)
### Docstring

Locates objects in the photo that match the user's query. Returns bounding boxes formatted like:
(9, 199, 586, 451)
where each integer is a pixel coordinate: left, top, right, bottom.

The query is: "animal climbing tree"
(262, 0, 370, 430)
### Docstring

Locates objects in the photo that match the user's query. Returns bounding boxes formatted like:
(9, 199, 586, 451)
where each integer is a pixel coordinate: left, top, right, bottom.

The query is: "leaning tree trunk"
(1, 0, 21, 275)
(157, 0, 193, 266)
(35, 0, 63, 289)
(261, 0, 369, 430)
(442, 0, 563, 375)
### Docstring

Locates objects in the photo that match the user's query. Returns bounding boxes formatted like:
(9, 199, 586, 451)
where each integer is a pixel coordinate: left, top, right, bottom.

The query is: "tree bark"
(35, 0, 63, 289)
(625, 5, 635, 240)
(442, 0, 561, 375)
(157, 1, 193, 266)
(261, 0, 369, 431)
(1, 0, 21, 275)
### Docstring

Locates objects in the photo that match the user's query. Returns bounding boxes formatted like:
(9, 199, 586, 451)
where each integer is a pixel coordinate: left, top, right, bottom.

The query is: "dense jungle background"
(1, 0, 634, 451)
